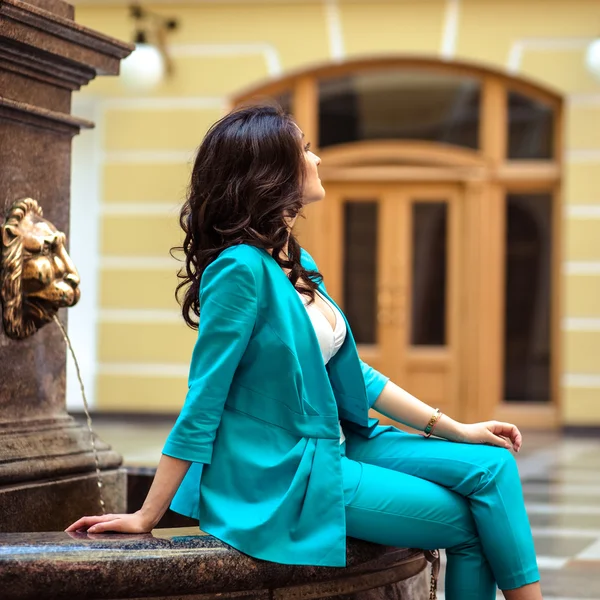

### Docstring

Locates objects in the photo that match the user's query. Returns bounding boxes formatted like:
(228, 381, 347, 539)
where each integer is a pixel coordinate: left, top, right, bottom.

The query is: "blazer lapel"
(260, 249, 339, 419)
(303, 263, 370, 426)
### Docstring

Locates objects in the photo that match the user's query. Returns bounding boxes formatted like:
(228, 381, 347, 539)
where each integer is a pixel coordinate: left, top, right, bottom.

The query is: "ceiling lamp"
(120, 4, 178, 91)
(585, 38, 600, 81)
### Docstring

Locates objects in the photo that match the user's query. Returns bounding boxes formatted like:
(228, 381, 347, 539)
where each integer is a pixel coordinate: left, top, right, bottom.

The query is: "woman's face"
(300, 135, 325, 205)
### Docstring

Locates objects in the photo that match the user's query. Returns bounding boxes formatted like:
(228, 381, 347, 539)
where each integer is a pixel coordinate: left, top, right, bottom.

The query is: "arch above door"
(232, 55, 562, 111)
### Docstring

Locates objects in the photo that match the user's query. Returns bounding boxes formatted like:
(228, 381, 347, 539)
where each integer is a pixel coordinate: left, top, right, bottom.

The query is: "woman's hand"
(65, 510, 154, 534)
(457, 421, 522, 452)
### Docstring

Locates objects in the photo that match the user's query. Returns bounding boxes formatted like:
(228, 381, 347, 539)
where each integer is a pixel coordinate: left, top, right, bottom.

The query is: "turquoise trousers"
(342, 429, 540, 599)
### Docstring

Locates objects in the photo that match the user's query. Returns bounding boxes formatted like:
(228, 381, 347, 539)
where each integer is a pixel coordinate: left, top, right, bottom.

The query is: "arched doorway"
(233, 57, 563, 429)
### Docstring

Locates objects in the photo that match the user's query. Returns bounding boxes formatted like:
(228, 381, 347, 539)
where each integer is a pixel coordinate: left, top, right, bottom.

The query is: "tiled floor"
(86, 417, 600, 599)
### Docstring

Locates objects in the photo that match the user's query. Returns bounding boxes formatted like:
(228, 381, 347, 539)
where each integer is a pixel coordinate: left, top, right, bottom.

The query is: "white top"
(297, 290, 347, 444)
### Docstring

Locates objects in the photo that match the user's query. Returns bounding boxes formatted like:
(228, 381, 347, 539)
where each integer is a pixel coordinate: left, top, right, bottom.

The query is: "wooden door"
(317, 182, 463, 426)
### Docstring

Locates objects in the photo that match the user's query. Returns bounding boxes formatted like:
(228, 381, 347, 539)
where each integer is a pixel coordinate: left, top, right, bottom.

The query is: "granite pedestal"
(0, 0, 131, 531)
(0, 528, 431, 600)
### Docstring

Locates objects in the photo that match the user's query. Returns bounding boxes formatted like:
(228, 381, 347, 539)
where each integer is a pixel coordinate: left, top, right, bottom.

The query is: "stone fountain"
(0, 0, 130, 533)
(0, 2, 435, 598)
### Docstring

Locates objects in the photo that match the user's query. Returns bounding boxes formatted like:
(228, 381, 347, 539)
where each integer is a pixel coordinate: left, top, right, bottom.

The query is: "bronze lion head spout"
(0, 198, 81, 340)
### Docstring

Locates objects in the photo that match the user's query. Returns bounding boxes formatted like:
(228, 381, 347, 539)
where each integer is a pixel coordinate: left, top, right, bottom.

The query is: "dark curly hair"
(174, 104, 323, 329)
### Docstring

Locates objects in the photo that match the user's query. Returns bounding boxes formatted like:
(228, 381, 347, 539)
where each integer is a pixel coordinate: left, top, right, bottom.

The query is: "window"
(411, 202, 448, 346)
(507, 91, 554, 159)
(503, 193, 552, 401)
(343, 201, 379, 344)
(319, 71, 480, 149)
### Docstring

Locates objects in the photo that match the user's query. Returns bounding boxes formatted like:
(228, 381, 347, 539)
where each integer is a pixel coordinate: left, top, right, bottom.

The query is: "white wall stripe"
(577, 538, 600, 560)
(564, 262, 600, 275)
(530, 527, 600, 538)
(324, 0, 345, 61)
(437, 554, 570, 574)
(67, 97, 103, 411)
(567, 149, 600, 162)
(98, 363, 190, 377)
(101, 203, 181, 217)
(440, 0, 460, 59)
(568, 93, 600, 107)
(526, 503, 600, 515)
(534, 556, 570, 570)
(101, 97, 226, 111)
(525, 482, 600, 496)
(564, 318, 600, 331)
(566, 205, 600, 218)
(168, 43, 282, 77)
(100, 309, 181, 324)
(507, 37, 593, 73)
(563, 374, 600, 388)
(101, 257, 178, 270)
(105, 150, 195, 164)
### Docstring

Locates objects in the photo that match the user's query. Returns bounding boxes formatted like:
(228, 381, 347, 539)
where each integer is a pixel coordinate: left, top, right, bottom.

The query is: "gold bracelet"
(424, 408, 442, 438)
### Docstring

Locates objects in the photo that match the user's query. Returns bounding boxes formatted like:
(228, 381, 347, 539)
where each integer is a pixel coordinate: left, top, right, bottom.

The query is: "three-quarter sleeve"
(162, 254, 258, 464)
(359, 359, 390, 409)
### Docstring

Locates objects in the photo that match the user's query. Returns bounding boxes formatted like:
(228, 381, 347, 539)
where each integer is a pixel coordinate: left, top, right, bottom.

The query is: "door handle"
(378, 286, 407, 327)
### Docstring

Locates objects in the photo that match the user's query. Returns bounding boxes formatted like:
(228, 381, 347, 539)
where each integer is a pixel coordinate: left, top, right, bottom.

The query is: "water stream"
(53, 315, 106, 515)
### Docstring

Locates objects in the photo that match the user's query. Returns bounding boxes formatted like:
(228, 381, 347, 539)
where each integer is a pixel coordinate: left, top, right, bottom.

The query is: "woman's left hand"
(458, 421, 522, 452)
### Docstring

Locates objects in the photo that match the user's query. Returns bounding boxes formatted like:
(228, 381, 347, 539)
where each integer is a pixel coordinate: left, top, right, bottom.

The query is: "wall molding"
(98, 363, 189, 377)
(565, 262, 600, 275)
(104, 150, 195, 164)
(440, 0, 460, 59)
(507, 36, 593, 73)
(565, 205, 600, 218)
(568, 94, 600, 106)
(324, 0, 344, 61)
(169, 43, 282, 77)
(567, 149, 600, 163)
(99, 309, 181, 324)
(101, 203, 180, 216)
(100, 257, 178, 270)
(66, 97, 103, 411)
(563, 374, 600, 388)
(564, 318, 600, 331)
(101, 96, 225, 111)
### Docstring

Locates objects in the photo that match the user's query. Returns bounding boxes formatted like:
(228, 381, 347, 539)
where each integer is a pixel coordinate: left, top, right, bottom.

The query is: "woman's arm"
(65, 454, 190, 533)
(373, 380, 522, 452)
(162, 254, 259, 463)
(373, 380, 463, 439)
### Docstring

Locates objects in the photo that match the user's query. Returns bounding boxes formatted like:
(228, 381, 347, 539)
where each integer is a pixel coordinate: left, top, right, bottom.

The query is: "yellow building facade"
(72, 0, 600, 428)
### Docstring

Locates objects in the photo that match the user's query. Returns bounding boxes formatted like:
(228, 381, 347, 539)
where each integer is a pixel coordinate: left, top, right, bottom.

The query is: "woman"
(67, 105, 542, 600)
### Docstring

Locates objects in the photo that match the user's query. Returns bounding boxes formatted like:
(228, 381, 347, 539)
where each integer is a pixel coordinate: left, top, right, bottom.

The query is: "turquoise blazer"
(163, 244, 391, 567)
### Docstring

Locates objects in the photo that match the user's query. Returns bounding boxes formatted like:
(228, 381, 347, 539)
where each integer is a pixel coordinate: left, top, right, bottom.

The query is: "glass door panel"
(503, 193, 552, 402)
(343, 201, 379, 345)
(411, 202, 448, 346)
(400, 185, 461, 420)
